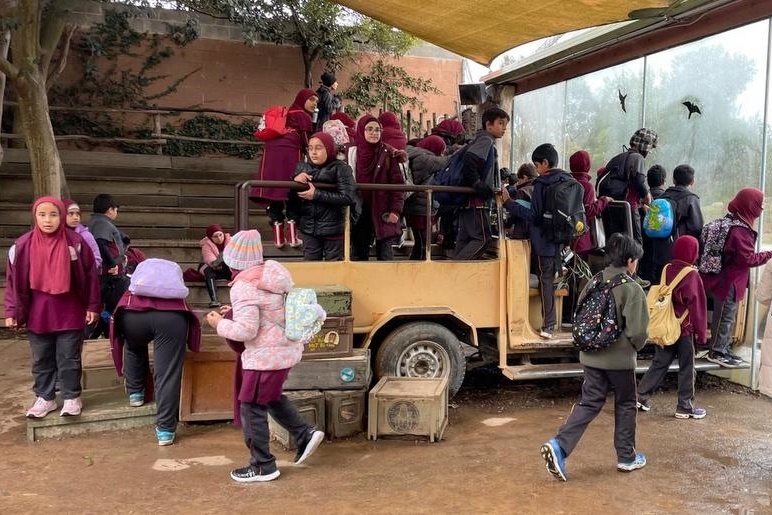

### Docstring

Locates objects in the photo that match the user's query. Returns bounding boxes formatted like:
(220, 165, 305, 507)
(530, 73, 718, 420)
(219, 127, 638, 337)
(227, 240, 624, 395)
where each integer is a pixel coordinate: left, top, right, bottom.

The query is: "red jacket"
(701, 225, 772, 301)
(570, 171, 609, 256)
(665, 262, 708, 344)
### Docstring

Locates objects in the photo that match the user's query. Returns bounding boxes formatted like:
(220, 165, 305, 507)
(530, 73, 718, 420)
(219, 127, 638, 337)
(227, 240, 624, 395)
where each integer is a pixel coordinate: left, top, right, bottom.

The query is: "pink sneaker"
(26, 397, 58, 419)
(60, 397, 82, 417)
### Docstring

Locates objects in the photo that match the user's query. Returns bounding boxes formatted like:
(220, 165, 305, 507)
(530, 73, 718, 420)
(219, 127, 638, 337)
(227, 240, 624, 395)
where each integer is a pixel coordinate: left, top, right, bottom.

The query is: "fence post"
(153, 113, 162, 155)
(432, 112, 437, 129)
(406, 111, 413, 139)
(418, 112, 424, 138)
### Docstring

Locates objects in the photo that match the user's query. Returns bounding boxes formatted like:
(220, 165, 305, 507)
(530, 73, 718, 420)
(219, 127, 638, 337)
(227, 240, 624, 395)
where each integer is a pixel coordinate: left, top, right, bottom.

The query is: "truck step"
(503, 358, 730, 381)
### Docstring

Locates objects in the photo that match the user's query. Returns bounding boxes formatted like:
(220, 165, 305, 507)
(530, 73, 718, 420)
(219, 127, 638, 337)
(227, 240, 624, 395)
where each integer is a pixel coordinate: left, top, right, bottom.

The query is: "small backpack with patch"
(643, 197, 676, 239)
(647, 264, 694, 346)
(572, 272, 630, 352)
(698, 214, 750, 274)
(285, 288, 327, 345)
(255, 105, 294, 141)
(542, 171, 587, 244)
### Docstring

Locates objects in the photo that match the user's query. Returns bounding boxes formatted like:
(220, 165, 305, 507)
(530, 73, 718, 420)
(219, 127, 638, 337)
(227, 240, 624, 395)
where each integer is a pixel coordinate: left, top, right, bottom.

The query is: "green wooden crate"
(311, 284, 352, 317)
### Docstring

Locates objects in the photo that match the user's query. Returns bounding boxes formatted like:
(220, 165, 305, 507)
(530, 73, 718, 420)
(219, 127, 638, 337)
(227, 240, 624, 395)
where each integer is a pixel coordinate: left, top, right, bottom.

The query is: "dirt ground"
(1, 336, 771, 515)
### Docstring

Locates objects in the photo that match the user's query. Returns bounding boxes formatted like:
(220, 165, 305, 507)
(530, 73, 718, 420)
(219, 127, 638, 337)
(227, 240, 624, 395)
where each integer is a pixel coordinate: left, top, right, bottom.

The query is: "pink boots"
(273, 221, 302, 248)
(286, 220, 303, 248)
(273, 222, 286, 248)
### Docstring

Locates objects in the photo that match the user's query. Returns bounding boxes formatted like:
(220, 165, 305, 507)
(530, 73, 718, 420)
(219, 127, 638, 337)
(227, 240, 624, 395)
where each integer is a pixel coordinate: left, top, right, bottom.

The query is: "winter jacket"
(506, 168, 567, 258)
(598, 150, 649, 209)
(701, 225, 772, 301)
(73, 224, 102, 270)
(403, 145, 448, 217)
(460, 130, 497, 208)
(755, 260, 772, 397)
(314, 85, 340, 132)
(250, 131, 306, 202)
(579, 266, 649, 370)
(215, 260, 303, 371)
(570, 171, 609, 255)
(505, 180, 535, 239)
(199, 233, 231, 269)
(294, 159, 357, 237)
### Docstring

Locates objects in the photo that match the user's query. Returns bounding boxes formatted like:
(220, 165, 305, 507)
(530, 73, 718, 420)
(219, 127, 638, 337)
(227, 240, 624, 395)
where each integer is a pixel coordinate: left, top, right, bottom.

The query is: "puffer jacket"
(403, 145, 448, 216)
(294, 160, 357, 237)
(199, 233, 231, 267)
(215, 260, 303, 371)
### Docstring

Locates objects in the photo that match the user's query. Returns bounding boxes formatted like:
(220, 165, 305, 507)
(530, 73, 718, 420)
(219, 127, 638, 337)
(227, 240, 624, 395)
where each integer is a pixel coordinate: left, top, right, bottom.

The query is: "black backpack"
(572, 272, 629, 352)
(542, 171, 587, 244)
(597, 152, 632, 200)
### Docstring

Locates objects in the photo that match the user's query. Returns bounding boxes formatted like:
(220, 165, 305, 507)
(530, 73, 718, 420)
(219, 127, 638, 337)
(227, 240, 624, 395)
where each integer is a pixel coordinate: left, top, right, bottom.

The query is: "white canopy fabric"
(333, 0, 670, 65)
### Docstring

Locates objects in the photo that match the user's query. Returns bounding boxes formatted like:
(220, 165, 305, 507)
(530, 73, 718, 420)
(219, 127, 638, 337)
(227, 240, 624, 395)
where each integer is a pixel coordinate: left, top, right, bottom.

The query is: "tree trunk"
(302, 48, 313, 88)
(0, 30, 9, 166)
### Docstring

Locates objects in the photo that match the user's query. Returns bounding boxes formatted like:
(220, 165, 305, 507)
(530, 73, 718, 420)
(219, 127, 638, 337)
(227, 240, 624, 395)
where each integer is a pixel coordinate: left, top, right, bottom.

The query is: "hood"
(536, 168, 569, 185)
(234, 259, 294, 295)
(672, 235, 699, 265)
(728, 187, 764, 226)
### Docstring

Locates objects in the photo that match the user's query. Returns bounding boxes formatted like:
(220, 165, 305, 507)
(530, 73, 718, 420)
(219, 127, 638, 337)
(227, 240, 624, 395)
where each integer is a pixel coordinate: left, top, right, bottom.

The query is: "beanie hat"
(532, 143, 558, 168)
(223, 230, 264, 270)
(630, 128, 658, 153)
(569, 150, 591, 175)
(321, 71, 337, 87)
(416, 135, 446, 156)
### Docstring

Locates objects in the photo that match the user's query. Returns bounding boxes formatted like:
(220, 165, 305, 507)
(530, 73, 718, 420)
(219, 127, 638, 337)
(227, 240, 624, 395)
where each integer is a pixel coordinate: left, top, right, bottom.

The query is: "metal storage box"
(324, 389, 366, 439)
(285, 349, 371, 391)
(367, 376, 448, 442)
(269, 390, 325, 450)
(312, 284, 352, 316)
(302, 315, 354, 360)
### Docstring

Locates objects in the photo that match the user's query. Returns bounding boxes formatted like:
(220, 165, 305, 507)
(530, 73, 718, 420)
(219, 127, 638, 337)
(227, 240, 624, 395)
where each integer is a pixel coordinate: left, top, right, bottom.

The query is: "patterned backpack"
(572, 272, 630, 352)
(284, 288, 327, 344)
(698, 214, 750, 274)
(322, 119, 350, 149)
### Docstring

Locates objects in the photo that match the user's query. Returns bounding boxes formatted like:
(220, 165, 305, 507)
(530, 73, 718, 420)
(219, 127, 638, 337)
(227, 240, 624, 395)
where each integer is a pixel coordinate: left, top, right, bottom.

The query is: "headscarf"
(672, 235, 699, 265)
(728, 187, 764, 226)
(206, 224, 226, 250)
(29, 196, 71, 294)
(309, 132, 337, 166)
(569, 150, 591, 176)
(286, 89, 317, 133)
(378, 111, 407, 150)
(432, 119, 464, 138)
(63, 198, 79, 213)
(416, 135, 446, 157)
(355, 115, 383, 183)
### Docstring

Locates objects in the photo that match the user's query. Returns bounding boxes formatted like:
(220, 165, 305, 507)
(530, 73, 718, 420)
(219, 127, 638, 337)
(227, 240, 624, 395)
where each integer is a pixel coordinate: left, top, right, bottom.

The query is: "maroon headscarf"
(728, 187, 764, 227)
(432, 119, 464, 138)
(29, 196, 71, 294)
(416, 135, 446, 157)
(672, 235, 699, 265)
(206, 224, 226, 251)
(569, 150, 591, 176)
(355, 115, 384, 183)
(286, 88, 317, 133)
(308, 131, 337, 166)
(378, 111, 407, 150)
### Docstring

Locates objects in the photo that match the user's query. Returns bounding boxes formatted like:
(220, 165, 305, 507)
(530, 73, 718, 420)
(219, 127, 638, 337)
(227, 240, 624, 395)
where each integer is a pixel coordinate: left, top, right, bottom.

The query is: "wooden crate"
(269, 390, 325, 450)
(367, 376, 448, 443)
(285, 349, 371, 391)
(311, 284, 352, 316)
(179, 348, 235, 422)
(302, 315, 354, 360)
(324, 389, 366, 440)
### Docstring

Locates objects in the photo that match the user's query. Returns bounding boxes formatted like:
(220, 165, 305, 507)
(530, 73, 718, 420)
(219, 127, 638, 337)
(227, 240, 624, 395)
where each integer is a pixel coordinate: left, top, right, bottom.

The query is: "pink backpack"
(322, 119, 350, 148)
(129, 258, 189, 299)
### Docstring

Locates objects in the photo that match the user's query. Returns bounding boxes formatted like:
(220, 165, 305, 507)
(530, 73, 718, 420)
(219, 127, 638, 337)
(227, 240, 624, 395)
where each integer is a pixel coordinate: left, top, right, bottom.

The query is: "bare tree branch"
(46, 24, 75, 91)
(0, 54, 19, 80)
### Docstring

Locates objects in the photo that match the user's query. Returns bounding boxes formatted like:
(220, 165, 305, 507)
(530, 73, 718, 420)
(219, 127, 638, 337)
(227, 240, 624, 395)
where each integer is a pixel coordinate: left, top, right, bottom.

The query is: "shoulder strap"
(665, 265, 696, 292)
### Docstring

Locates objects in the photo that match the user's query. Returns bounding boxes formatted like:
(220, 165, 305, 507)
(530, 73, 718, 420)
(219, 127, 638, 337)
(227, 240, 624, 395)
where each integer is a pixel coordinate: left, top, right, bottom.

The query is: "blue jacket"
(506, 168, 565, 257)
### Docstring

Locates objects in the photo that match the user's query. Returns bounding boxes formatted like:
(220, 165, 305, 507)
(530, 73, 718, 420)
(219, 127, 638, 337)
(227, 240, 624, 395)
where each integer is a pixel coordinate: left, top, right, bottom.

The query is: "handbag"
(590, 216, 606, 250)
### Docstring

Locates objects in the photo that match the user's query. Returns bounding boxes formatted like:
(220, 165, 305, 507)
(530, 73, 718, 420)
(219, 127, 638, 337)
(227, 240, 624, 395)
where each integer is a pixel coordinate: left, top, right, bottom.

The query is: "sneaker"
(617, 452, 647, 472)
(636, 399, 651, 412)
(208, 301, 221, 308)
(675, 407, 707, 419)
(539, 329, 554, 340)
(156, 427, 175, 446)
(129, 392, 145, 407)
(294, 429, 325, 465)
(26, 397, 58, 419)
(60, 397, 82, 417)
(540, 437, 567, 481)
(707, 352, 743, 368)
(230, 465, 280, 483)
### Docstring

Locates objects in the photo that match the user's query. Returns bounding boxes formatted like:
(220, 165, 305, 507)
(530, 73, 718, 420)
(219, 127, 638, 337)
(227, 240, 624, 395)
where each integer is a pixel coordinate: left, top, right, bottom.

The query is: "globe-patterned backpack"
(284, 288, 327, 345)
(572, 272, 630, 352)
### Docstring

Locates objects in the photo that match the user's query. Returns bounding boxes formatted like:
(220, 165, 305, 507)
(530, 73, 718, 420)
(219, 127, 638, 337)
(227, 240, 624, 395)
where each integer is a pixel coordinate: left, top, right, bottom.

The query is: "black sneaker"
(636, 398, 651, 412)
(230, 465, 280, 483)
(707, 352, 743, 368)
(294, 429, 325, 465)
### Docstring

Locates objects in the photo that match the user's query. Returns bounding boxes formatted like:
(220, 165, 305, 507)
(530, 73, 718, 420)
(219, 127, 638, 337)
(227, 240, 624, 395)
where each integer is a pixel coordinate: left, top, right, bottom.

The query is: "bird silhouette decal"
(618, 89, 627, 113)
(682, 101, 702, 119)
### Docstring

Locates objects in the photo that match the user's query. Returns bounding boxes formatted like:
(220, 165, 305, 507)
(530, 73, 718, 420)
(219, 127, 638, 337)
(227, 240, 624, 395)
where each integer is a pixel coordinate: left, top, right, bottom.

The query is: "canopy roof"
(333, 0, 671, 65)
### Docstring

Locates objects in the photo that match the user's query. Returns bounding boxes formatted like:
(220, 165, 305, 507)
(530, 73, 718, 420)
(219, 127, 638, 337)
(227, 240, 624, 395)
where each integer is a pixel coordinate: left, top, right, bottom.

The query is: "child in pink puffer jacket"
(205, 230, 324, 483)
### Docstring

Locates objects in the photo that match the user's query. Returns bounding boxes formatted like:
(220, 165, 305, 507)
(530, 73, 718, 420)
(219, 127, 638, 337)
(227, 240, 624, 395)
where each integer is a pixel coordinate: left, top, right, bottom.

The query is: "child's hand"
(219, 304, 232, 315)
(501, 185, 510, 201)
(298, 182, 316, 200)
(85, 312, 98, 324)
(4, 318, 16, 329)
(206, 311, 223, 329)
(294, 172, 312, 184)
(383, 212, 400, 224)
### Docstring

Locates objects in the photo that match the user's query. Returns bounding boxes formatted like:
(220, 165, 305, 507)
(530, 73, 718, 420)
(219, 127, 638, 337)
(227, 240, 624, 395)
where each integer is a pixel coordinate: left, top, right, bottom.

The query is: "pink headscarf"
(29, 196, 71, 294)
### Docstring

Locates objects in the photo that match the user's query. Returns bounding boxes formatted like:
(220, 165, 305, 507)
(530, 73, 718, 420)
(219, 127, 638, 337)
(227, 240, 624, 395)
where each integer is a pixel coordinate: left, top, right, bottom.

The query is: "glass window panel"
(511, 83, 566, 166)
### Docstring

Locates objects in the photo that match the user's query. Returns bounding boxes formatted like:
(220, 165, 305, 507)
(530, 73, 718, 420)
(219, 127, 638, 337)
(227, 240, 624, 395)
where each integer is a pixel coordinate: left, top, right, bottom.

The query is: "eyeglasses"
(364, 127, 382, 133)
(307, 146, 327, 152)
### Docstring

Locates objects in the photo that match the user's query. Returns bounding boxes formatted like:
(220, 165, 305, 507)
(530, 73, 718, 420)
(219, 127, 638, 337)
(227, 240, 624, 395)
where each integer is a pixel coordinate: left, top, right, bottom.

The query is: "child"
(199, 224, 232, 307)
(292, 132, 357, 261)
(638, 165, 666, 282)
(4, 197, 100, 418)
(637, 235, 707, 418)
(541, 233, 649, 481)
(206, 230, 324, 482)
(63, 199, 102, 271)
(703, 188, 772, 367)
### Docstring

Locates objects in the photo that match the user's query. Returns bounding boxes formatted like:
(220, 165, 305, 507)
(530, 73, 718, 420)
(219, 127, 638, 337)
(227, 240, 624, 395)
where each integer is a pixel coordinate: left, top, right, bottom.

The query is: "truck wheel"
(374, 322, 466, 398)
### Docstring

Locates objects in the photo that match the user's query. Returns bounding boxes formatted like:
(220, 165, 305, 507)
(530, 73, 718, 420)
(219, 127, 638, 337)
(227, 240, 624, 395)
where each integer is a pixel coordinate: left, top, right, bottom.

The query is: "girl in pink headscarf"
(4, 197, 100, 419)
(251, 89, 319, 248)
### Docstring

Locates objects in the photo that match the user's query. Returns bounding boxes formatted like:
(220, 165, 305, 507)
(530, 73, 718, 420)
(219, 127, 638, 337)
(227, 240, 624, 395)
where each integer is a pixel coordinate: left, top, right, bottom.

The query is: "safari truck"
(237, 181, 738, 398)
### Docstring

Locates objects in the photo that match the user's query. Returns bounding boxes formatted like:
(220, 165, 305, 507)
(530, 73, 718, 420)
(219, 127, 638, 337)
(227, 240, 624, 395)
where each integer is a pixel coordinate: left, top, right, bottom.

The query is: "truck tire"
(374, 322, 466, 398)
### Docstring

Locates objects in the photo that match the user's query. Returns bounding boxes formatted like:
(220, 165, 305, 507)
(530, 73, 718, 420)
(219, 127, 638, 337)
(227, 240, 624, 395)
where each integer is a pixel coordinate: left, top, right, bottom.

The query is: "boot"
(205, 275, 221, 308)
(287, 220, 303, 248)
(273, 221, 285, 249)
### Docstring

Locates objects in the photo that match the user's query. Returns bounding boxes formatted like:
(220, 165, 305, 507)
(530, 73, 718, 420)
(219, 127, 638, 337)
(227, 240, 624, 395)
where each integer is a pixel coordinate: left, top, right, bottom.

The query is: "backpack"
(572, 272, 630, 352)
(285, 288, 327, 344)
(128, 258, 189, 299)
(698, 215, 750, 274)
(597, 152, 631, 200)
(254, 105, 294, 141)
(432, 137, 495, 206)
(322, 119, 350, 148)
(643, 197, 676, 239)
(542, 172, 587, 244)
(646, 264, 694, 346)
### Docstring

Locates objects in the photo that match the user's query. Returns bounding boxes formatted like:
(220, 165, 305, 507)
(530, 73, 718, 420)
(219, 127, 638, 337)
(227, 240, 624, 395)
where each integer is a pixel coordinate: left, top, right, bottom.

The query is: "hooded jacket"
(569, 151, 610, 255)
(664, 235, 708, 344)
(403, 145, 449, 217)
(215, 260, 303, 371)
(200, 233, 232, 268)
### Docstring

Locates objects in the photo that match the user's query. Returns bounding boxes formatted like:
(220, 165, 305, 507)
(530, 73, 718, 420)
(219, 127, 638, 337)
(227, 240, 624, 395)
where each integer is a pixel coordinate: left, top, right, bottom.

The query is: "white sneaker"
(26, 397, 58, 419)
(60, 397, 82, 417)
(539, 330, 554, 339)
(294, 430, 324, 465)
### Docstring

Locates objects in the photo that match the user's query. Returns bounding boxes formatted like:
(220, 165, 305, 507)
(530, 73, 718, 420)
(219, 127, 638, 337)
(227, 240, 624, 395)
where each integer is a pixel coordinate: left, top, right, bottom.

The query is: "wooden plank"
(170, 155, 258, 174)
